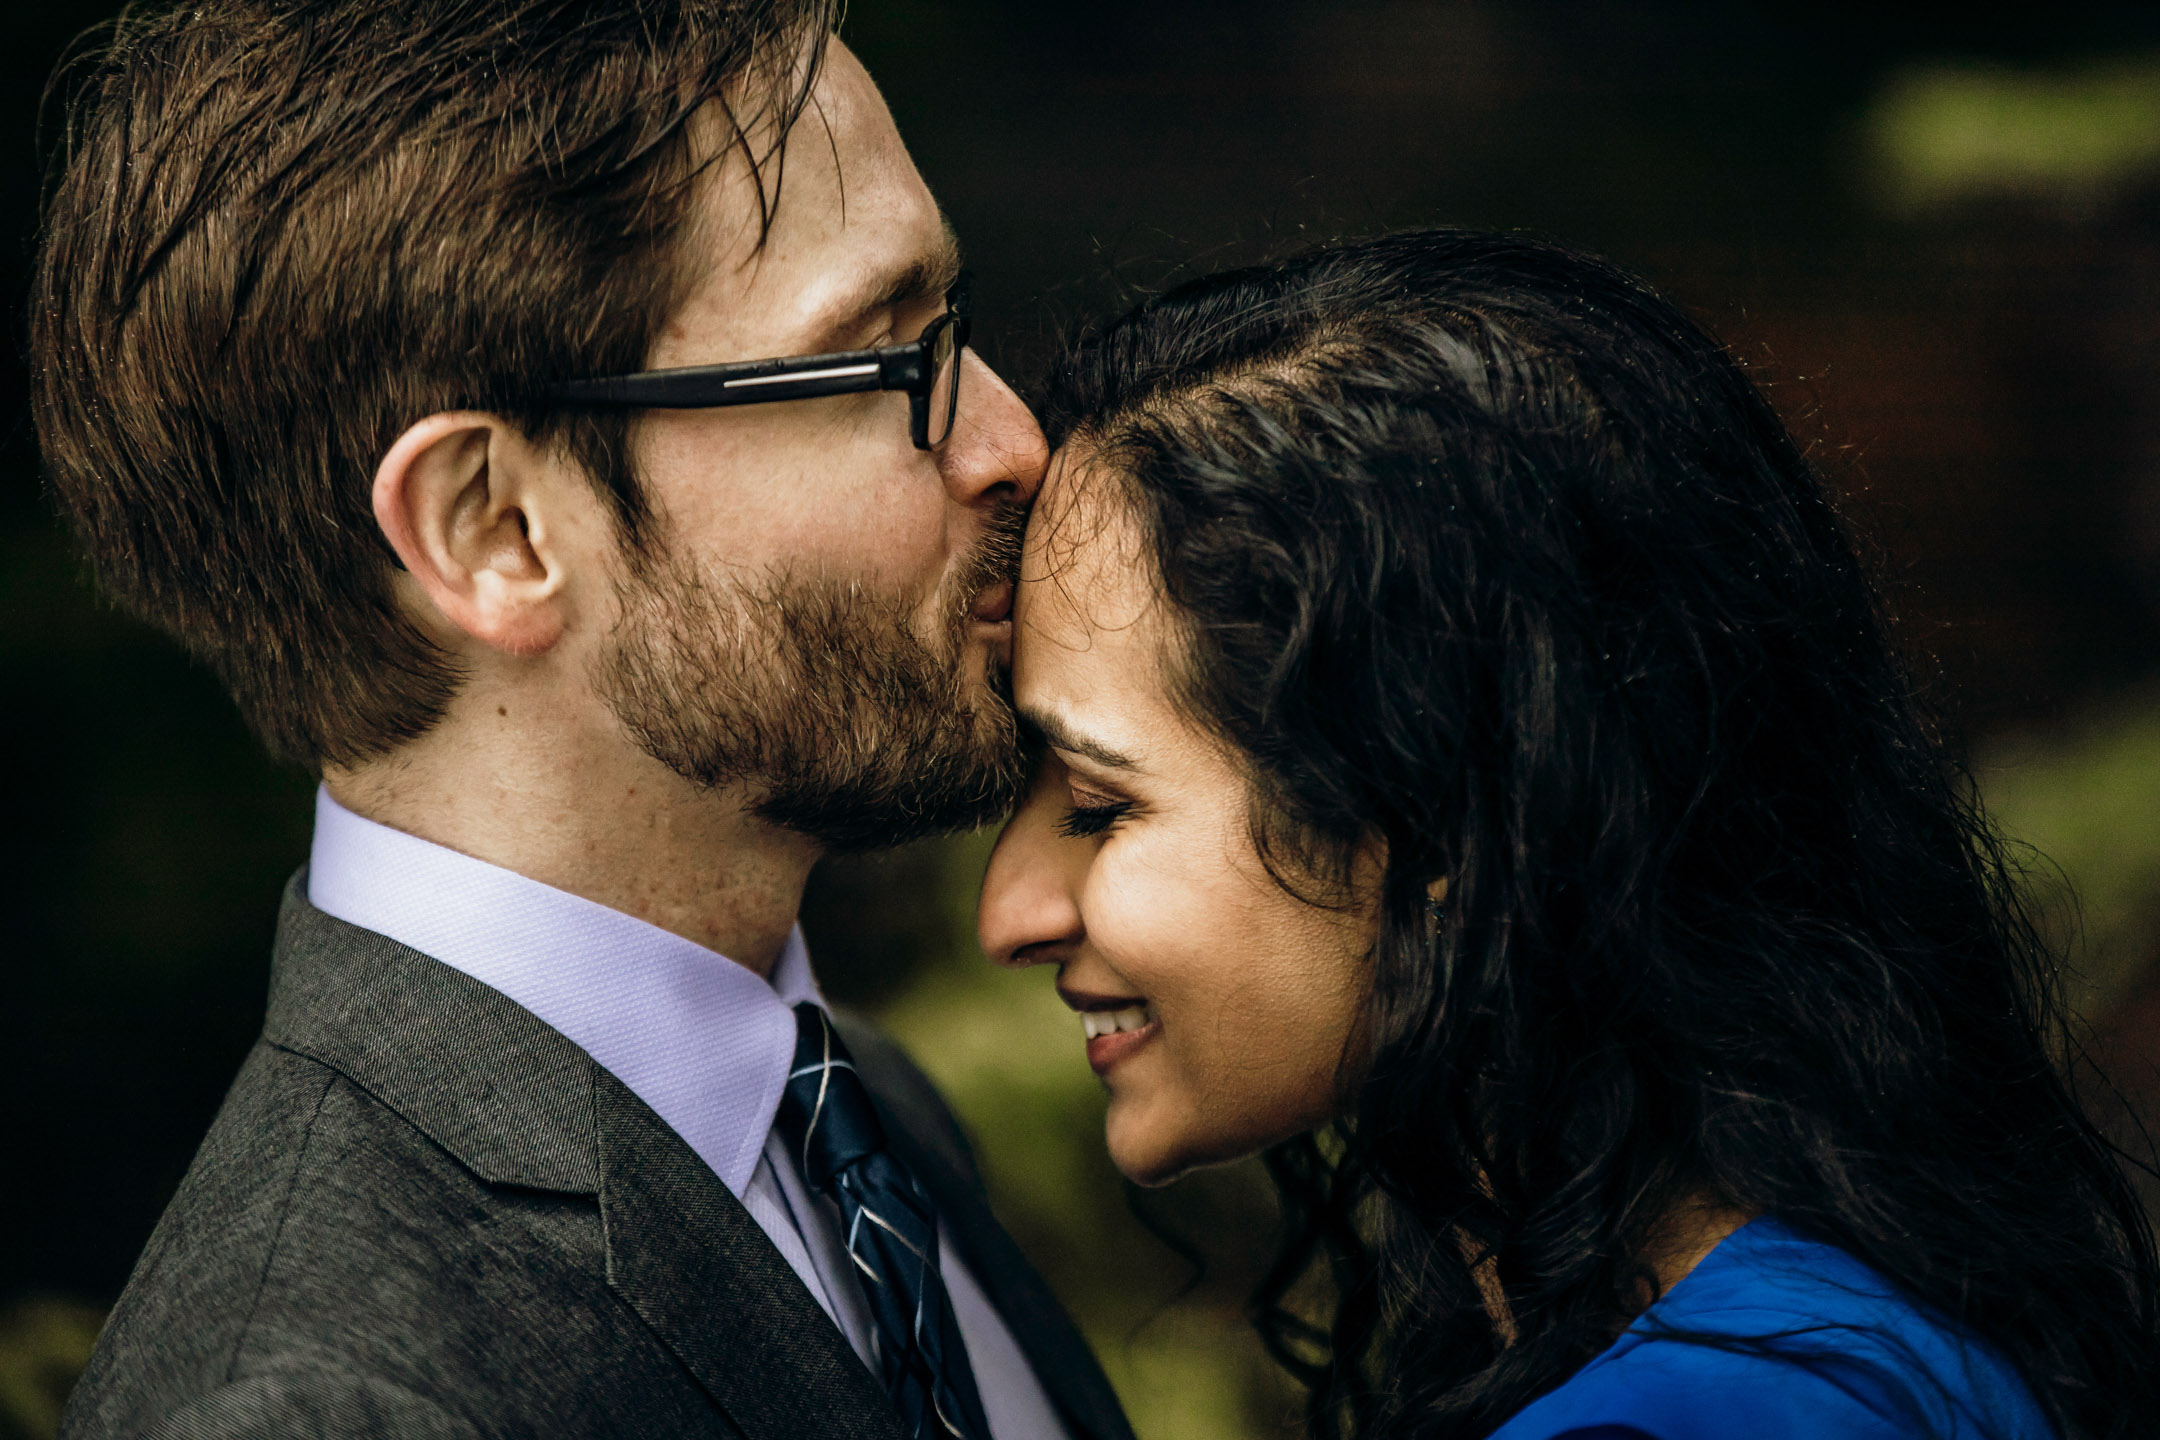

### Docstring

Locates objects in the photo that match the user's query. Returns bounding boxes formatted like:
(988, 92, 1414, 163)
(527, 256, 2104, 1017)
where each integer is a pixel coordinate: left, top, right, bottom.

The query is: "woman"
(977, 231, 2160, 1440)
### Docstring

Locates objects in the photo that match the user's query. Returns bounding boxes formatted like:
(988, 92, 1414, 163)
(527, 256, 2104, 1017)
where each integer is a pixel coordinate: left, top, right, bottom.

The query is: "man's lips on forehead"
(946, 503, 1025, 623)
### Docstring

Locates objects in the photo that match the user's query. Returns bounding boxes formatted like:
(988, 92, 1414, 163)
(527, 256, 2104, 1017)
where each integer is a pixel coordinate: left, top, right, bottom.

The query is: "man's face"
(597, 41, 1046, 850)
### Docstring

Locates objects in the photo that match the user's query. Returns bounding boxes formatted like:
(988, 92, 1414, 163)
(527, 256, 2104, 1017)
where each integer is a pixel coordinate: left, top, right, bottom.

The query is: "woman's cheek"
(1083, 835, 1192, 988)
(1086, 843, 1207, 1047)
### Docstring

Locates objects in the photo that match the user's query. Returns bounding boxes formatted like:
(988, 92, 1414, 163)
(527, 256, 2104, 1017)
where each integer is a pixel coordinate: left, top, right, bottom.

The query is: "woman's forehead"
(1013, 449, 1177, 743)
(1020, 454, 1157, 636)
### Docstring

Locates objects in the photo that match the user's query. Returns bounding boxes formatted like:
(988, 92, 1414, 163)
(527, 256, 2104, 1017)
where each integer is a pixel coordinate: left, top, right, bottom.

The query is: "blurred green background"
(9, 4, 2160, 1438)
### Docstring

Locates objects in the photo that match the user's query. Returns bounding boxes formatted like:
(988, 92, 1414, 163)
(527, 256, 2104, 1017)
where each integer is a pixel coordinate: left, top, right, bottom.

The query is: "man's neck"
(324, 704, 819, 979)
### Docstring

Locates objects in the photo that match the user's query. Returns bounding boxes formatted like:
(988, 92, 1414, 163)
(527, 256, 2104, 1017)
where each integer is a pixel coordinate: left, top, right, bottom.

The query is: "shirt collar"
(305, 785, 819, 1197)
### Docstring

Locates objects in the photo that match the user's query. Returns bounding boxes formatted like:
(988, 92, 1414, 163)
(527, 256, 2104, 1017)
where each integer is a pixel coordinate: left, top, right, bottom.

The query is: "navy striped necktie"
(773, 1003, 992, 1440)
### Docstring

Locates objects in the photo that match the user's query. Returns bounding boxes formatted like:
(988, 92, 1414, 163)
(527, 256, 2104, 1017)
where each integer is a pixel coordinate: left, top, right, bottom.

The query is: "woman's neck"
(1643, 1195, 1756, 1298)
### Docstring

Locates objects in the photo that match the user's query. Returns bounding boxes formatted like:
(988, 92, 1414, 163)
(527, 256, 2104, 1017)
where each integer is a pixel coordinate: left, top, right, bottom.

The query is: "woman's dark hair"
(1040, 229, 2160, 1440)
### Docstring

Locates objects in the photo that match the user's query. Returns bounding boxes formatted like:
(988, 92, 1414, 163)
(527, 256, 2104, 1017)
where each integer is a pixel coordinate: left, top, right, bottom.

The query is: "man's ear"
(372, 413, 573, 657)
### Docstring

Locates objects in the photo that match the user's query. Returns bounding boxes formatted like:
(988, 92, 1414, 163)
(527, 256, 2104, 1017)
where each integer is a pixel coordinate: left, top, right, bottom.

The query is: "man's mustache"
(948, 498, 1028, 625)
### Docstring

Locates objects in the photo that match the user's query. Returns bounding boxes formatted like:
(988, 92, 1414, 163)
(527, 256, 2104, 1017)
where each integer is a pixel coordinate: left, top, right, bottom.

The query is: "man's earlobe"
(372, 413, 569, 658)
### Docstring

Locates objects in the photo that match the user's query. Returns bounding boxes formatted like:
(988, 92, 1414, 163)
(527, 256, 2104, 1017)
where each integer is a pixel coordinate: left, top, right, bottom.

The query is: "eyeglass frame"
(542, 273, 972, 451)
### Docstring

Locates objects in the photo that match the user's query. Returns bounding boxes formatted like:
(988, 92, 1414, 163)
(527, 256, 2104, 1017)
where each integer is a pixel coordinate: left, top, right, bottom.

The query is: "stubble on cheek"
(593, 505, 1026, 850)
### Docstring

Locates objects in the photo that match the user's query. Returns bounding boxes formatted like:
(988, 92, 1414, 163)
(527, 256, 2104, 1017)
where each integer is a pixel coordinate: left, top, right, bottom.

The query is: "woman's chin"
(1107, 1141, 1194, 1189)
(1103, 1102, 1196, 1187)
(1104, 1103, 1277, 1188)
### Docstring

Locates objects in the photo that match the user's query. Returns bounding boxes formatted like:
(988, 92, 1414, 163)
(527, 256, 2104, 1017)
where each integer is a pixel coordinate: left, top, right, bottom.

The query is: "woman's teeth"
(1082, 1005, 1153, 1041)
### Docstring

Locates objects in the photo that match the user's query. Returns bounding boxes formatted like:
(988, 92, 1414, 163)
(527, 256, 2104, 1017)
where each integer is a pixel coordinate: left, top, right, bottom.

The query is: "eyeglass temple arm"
(545, 342, 931, 409)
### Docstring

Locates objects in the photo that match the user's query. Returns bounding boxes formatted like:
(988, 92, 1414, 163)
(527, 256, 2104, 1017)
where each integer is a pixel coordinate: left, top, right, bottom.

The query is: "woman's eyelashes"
(1057, 793, 1135, 839)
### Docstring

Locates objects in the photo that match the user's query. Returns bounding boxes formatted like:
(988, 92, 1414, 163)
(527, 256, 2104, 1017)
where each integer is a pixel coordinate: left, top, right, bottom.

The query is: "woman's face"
(977, 455, 1378, 1185)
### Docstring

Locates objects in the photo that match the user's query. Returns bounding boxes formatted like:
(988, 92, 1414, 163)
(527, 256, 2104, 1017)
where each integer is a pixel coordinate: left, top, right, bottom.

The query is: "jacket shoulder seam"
(220, 1061, 338, 1385)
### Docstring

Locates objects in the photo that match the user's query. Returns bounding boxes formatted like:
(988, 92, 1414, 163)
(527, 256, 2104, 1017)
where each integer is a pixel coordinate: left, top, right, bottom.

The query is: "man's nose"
(979, 772, 1086, 968)
(939, 350, 1049, 509)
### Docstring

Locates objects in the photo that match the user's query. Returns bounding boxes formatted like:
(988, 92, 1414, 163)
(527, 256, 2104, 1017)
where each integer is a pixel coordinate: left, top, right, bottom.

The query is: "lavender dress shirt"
(306, 787, 1070, 1440)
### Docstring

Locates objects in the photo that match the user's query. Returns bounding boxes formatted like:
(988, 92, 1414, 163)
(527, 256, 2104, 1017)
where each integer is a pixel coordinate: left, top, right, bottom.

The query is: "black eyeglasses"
(544, 274, 972, 451)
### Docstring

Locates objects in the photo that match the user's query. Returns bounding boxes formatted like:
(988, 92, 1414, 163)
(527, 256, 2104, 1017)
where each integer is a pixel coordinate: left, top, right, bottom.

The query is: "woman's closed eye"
(1058, 782, 1135, 839)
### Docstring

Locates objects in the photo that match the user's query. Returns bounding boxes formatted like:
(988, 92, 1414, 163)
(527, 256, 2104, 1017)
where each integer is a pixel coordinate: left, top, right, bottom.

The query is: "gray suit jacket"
(62, 875, 1133, 1440)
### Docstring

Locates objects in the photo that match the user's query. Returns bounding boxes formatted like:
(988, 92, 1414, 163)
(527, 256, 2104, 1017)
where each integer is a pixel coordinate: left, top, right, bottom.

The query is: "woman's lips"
(1079, 1001, 1158, 1076)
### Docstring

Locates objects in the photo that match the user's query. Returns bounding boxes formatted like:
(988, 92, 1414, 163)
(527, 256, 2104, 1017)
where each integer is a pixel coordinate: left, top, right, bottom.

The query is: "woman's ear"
(372, 413, 570, 658)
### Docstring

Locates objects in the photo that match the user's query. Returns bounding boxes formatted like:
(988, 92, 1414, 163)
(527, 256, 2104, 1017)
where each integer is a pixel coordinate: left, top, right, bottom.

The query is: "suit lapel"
(594, 1069, 904, 1440)
(273, 879, 905, 1440)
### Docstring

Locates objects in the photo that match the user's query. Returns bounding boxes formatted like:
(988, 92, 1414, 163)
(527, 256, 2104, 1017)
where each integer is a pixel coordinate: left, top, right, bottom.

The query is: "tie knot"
(773, 1003, 889, 1187)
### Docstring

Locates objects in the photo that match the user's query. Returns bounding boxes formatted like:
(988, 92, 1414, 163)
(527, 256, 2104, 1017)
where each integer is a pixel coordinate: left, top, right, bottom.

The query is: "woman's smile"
(1061, 989, 1160, 1074)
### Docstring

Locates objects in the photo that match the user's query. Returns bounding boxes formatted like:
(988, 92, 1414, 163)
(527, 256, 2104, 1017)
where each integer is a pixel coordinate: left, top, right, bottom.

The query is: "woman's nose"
(978, 765, 1087, 968)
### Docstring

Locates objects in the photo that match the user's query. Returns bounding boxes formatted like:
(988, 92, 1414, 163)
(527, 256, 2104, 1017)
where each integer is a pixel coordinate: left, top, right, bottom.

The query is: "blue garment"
(1489, 1218, 2053, 1440)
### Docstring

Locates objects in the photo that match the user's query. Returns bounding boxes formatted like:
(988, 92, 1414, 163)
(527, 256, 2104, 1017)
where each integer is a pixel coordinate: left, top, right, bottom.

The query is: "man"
(33, 3, 1127, 1438)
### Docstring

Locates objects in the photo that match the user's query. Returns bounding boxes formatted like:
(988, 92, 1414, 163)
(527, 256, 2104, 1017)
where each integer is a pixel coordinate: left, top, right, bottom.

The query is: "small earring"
(1426, 875, 1449, 921)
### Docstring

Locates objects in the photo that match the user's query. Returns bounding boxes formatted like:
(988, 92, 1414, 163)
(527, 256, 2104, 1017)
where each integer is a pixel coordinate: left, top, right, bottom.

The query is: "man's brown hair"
(32, 0, 839, 767)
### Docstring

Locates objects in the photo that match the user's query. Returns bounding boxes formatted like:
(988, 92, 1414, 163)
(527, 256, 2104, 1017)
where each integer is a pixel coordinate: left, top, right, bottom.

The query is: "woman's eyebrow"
(1019, 706, 1136, 771)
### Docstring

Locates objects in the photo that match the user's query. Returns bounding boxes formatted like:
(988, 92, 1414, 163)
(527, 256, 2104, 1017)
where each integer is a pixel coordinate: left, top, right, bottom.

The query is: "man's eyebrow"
(868, 221, 963, 316)
(1020, 706, 1137, 771)
(805, 218, 963, 354)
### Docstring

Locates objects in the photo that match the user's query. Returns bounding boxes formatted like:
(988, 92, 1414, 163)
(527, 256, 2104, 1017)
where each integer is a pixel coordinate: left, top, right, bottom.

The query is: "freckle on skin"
(497, 706, 507, 717)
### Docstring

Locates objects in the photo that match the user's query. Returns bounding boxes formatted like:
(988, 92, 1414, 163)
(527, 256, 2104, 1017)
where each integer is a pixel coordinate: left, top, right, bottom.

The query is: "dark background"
(7, 5, 2160, 1438)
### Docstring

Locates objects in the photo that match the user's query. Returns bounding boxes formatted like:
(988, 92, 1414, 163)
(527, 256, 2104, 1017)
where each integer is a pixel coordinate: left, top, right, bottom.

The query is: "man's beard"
(596, 503, 1027, 853)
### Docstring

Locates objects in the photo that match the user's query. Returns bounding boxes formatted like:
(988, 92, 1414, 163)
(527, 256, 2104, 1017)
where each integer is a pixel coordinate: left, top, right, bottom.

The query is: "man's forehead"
(655, 205, 952, 365)
(659, 45, 952, 360)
